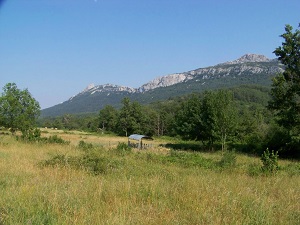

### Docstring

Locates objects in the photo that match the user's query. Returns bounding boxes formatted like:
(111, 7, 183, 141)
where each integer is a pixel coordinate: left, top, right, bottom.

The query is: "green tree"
(175, 94, 202, 140)
(98, 105, 118, 133)
(139, 106, 157, 136)
(268, 23, 300, 157)
(214, 90, 237, 151)
(201, 90, 237, 151)
(116, 98, 155, 136)
(200, 91, 218, 148)
(0, 83, 40, 134)
(150, 100, 180, 136)
(117, 97, 133, 136)
(130, 101, 144, 134)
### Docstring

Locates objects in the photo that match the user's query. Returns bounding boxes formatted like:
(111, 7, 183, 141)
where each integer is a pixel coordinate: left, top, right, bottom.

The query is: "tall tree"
(268, 23, 300, 156)
(0, 83, 40, 134)
(200, 92, 218, 148)
(117, 97, 142, 136)
(201, 90, 237, 151)
(98, 105, 118, 133)
(175, 94, 202, 140)
(213, 90, 237, 151)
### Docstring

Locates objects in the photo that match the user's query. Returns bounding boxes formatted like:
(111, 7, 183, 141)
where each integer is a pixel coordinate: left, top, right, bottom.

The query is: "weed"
(20, 128, 42, 142)
(261, 148, 279, 174)
(39, 154, 69, 167)
(284, 163, 300, 176)
(79, 151, 121, 175)
(247, 163, 262, 176)
(166, 150, 214, 168)
(17, 130, 70, 145)
(47, 135, 70, 145)
(113, 142, 132, 156)
(77, 140, 94, 151)
(218, 150, 237, 169)
(40, 150, 122, 175)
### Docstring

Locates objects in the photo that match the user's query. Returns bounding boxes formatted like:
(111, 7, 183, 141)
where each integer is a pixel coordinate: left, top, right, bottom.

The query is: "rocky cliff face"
(69, 84, 136, 101)
(222, 53, 271, 64)
(69, 54, 283, 100)
(138, 73, 194, 92)
(138, 54, 283, 91)
(74, 54, 283, 96)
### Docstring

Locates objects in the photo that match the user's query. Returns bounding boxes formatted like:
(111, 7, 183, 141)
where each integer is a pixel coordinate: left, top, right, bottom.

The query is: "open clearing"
(0, 130, 299, 224)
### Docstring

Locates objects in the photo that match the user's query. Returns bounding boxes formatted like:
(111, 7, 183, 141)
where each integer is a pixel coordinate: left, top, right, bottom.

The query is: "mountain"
(41, 54, 284, 117)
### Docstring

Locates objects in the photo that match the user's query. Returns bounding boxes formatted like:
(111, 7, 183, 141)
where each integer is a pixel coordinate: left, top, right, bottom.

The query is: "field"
(0, 130, 299, 224)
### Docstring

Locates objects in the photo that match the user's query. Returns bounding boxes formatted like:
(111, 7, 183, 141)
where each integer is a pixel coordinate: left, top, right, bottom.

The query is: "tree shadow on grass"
(161, 142, 218, 152)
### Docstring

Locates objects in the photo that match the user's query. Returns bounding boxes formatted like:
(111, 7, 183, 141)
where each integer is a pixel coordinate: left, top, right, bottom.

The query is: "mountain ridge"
(41, 54, 284, 117)
(77, 54, 281, 96)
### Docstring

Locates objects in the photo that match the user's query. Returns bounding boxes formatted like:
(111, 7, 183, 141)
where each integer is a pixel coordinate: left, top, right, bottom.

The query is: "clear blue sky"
(0, 0, 299, 109)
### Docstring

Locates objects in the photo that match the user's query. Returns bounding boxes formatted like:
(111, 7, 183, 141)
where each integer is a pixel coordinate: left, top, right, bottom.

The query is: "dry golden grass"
(0, 132, 299, 224)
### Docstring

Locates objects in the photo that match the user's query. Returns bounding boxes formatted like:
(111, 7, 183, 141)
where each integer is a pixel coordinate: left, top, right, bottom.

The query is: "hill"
(41, 54, 284, 117)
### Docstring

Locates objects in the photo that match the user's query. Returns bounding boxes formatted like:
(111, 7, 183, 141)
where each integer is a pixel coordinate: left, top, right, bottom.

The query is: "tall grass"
(0, 134, 299, 224)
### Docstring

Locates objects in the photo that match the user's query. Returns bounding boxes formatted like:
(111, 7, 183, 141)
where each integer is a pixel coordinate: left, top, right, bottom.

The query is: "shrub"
(283, 163, 300, 176)
(79, 151, 121, 175)
(114, 142, 132, 156)
(17, 131, 70, 145)
(167, 150, 214, 168)
(218, 150, 237, 169)
(40, 150, 122, 175)
(18, 128, 48, 143)
(20, 128, 42, 141)
(40, 154, 69, 167)
(77, 140, 94, 151)
(261, 148, 279, 174)
(247, 163, 262, 176)
(47, 135, 70, 145)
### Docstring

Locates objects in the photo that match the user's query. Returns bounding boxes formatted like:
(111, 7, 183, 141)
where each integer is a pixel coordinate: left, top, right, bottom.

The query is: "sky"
(0, 0, 299, 109)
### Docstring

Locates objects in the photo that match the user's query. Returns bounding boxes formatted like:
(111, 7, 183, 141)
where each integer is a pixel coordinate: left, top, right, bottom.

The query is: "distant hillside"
(41, 54, 284, 117)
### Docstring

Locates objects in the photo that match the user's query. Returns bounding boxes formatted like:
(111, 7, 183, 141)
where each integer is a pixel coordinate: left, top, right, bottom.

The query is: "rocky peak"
(82, 83, 95, 93)
(138, 73, 193, 92)
(223, 54, 271, 65)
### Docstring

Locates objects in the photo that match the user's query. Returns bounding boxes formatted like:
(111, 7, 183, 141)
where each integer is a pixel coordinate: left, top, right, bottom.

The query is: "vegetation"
(268, 24, 300, 158)
(36, 85, 292, 158)
(39, 85, 282, 157)
(0, 131, 299, 224)
(0, 83, 40, 134)
(261, 148, 279, 174)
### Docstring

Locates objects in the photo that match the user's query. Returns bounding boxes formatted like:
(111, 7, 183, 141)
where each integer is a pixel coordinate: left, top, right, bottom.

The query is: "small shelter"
(128, 134, 153, 150)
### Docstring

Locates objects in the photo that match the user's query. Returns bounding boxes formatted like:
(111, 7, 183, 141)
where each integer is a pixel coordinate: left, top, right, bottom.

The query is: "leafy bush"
(77, 140, 94, 151)
(47, 135, 70, 145)
(79, 151, 121, 175)
(114, 142, 132, 156)
(40, 150, 121, 175)
(40, 154, 69, 167)
(218, 150, 237, 168)
(261, 148, 279, 174)
(247, 163, 262, 176)
(283, 163, 300, 176)
(166, 150, 214, 168)
(17, 130, 70, 145)
(20, 128, 42, 142)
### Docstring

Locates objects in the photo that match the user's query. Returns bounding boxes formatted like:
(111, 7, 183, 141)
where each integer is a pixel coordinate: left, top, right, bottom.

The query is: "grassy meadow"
(0, 129, 299, 224)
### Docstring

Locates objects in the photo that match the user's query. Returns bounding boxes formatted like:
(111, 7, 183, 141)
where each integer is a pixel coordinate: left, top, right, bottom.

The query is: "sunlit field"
(0, 130, 299, 224)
